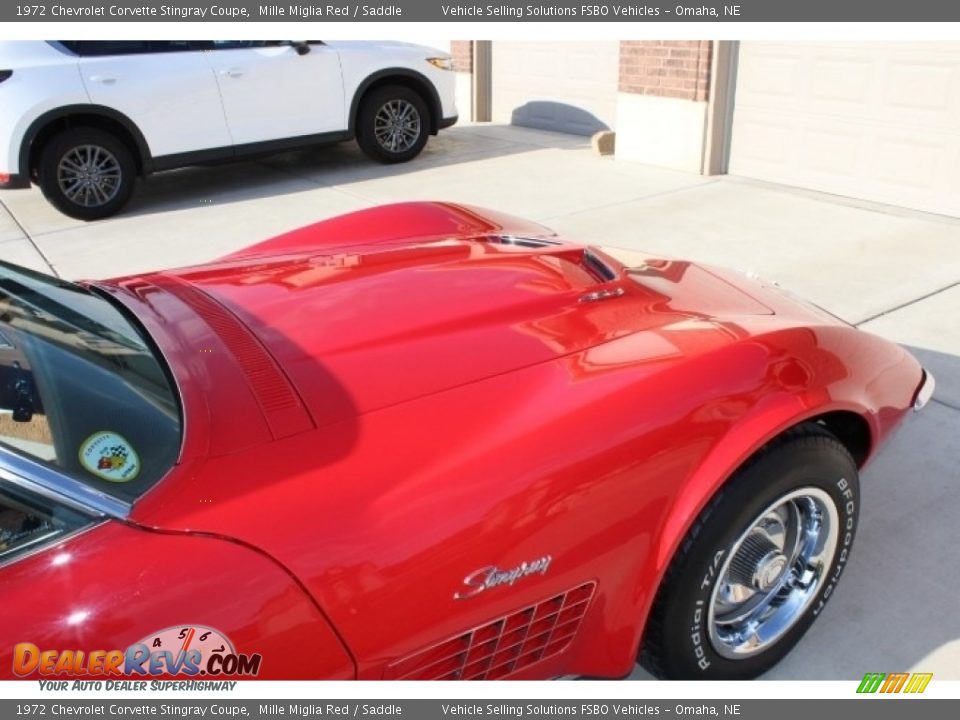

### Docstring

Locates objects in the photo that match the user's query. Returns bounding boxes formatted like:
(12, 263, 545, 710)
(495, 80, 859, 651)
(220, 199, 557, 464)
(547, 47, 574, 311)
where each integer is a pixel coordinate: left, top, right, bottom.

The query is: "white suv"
(0, 40, 458, 220)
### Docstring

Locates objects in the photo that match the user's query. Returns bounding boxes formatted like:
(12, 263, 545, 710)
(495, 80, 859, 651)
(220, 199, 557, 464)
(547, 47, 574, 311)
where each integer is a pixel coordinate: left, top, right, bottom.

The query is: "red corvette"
(0, 202, 932, 681)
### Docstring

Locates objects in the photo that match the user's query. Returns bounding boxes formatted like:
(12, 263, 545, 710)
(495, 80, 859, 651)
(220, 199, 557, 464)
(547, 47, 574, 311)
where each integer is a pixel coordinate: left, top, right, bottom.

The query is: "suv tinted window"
(58, 41, 199, 56)
(211, 41, 289, 50)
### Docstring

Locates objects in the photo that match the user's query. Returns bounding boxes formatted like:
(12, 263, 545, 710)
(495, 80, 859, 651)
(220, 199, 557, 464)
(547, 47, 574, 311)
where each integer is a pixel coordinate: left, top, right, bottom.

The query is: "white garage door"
(491, 41, 619, 136)
(730, 42, 960, 217)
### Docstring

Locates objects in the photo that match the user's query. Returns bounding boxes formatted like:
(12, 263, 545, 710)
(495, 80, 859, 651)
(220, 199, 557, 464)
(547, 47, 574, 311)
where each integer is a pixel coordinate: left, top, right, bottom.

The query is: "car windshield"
(0, 262, 181, 502)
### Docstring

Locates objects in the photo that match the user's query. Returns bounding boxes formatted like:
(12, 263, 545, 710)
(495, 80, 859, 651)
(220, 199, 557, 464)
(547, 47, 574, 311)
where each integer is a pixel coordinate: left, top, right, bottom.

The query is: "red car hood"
(129, 237, 772, 433)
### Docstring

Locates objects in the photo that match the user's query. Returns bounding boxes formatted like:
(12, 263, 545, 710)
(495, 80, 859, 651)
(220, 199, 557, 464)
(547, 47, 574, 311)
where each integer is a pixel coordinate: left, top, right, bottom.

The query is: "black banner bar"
(4, 0, 960, 23)
(2, 699, 958, 719)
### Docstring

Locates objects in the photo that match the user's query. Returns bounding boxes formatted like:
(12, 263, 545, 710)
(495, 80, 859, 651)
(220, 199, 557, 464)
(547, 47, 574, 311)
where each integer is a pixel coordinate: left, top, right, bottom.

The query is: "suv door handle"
(219, 68, 245, 78)
(89, 75, 116, 85)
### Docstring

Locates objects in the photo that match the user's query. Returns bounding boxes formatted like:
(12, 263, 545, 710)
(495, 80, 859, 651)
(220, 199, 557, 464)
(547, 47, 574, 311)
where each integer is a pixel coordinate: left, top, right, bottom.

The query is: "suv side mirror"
(291, 42, 311, 56)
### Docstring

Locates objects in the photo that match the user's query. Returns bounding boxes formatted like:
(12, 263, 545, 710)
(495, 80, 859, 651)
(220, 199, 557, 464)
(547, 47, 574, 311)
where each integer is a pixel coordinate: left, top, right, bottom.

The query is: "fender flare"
(19, 104, 153, 176)
(627, 392, 877, 665)
(348, 68, 443, 135)
(655, 397, 876, 573)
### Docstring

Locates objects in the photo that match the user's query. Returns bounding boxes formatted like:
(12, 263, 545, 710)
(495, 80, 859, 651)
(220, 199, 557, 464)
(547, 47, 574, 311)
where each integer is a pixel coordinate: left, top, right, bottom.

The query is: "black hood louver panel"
(151, 274, 314, 440)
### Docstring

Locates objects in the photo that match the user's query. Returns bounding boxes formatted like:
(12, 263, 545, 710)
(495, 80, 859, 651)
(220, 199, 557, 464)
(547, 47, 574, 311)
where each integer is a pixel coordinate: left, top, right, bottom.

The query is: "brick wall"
(619, 41, 712, 101)
(451, 41, 473, 73)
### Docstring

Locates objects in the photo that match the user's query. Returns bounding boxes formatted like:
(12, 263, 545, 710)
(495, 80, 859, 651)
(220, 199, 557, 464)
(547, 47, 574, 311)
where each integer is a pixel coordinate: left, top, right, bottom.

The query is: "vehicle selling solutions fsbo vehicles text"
(438, 4, 741, 17)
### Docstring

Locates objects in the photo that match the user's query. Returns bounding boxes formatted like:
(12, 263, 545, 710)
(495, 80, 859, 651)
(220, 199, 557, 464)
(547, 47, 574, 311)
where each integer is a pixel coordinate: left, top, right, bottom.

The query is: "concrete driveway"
(2, 123, 958, 681)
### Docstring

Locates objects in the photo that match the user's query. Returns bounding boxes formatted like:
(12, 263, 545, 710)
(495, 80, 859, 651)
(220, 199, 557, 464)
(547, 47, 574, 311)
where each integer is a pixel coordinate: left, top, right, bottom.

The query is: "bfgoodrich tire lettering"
(640, 424, 860, 679)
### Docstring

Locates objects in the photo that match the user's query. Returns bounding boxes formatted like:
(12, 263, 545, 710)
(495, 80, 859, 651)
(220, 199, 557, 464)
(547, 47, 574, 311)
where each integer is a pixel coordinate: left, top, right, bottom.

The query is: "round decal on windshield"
(78, 431, 141, 483)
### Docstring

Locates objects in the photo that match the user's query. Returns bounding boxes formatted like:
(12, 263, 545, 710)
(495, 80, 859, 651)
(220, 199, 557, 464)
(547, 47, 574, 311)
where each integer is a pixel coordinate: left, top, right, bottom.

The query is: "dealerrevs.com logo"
(12, 625, 262, 678)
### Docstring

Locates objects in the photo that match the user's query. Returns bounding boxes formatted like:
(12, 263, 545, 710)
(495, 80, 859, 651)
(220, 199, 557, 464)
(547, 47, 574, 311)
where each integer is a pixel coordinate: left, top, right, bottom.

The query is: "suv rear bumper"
(0, 172, 29, 189)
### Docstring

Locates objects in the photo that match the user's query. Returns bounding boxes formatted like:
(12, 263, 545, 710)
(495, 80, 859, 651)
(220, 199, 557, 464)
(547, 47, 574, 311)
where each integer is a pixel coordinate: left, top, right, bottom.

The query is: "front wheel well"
(637, 409, 871, 674)
(352, 74, 439, 134)
(639, 420, 861, 678)
(809, 411, 872, 467)
(28, 113, 145, 178)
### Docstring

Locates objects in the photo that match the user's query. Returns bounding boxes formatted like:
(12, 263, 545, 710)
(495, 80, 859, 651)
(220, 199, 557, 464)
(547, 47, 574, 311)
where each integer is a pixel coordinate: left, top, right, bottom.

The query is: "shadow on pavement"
(510, 101, 610, 136)
(119, 125, 585, 220)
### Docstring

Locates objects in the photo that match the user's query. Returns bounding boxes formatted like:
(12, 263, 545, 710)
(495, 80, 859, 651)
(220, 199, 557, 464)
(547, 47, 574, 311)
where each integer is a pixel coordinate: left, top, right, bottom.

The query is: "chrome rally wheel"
(708, 488, 839, 659)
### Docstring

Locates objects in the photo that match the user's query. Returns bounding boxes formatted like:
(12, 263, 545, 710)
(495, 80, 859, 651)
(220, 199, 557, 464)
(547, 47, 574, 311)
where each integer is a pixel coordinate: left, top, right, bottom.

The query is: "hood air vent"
(488, 235, 562, 249)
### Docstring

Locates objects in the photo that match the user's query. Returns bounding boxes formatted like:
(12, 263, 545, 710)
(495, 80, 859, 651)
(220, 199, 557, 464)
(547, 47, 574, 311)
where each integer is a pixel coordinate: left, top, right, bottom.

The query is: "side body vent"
(385, 583, 596, 680)
(152, 274, 314, 439)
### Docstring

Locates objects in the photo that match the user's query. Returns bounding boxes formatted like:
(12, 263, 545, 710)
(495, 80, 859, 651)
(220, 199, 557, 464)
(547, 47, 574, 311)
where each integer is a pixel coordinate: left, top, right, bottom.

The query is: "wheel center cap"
(754, 553, 788, 590)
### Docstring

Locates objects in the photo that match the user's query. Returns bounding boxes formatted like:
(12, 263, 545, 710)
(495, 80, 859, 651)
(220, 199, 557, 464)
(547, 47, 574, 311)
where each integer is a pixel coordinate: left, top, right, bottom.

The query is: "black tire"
(38, 128, 136, 221)
(640, 424, 860, 679)
(356, 85, 430, 163)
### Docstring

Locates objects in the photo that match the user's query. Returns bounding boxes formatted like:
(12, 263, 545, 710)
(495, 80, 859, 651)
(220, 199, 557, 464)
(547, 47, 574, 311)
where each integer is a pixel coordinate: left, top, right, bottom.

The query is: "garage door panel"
(803, 129, 862, 176)
(492, 41, 619, 136)
(732, 42, 960, 217)
(810, 59, 873, 105)
(731, 116, 795, 166)
(736, 48, 803, 103)
(870, 136, 941, 189)
(886, 62, 953, 113)
(949, 146, 960, 199)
